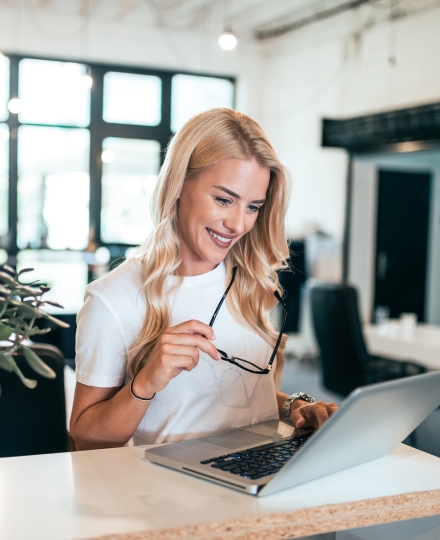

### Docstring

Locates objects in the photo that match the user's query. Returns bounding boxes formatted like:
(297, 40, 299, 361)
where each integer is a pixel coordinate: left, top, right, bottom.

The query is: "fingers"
(167, 319, 216, 341)
(140, 320, 222, 395)
(326, 402, 339, 418)
(167, 354, 200, 372)
(290, 401, 339, 429)
(160, 331, 221, 361)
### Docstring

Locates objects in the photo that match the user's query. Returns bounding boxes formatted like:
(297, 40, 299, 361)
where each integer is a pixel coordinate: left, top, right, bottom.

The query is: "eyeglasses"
(208, 266, 288, 374)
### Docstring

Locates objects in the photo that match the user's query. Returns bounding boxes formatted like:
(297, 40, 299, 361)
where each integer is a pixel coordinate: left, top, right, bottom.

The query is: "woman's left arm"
(275, 390, 338, 429)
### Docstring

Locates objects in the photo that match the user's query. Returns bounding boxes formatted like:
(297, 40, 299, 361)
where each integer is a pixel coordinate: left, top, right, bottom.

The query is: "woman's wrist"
(130, 371, 157, 401)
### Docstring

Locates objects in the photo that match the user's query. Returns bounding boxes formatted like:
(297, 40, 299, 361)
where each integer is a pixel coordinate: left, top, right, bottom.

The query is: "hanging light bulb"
(80, 65, 93, 89)
(219, 30, 237, 50)
(219, 0, 237, 51)
(8, 98, 23, 114)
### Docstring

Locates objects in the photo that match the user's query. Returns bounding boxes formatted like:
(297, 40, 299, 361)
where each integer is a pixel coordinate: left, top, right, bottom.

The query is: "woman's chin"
(200, 248, 230, 268)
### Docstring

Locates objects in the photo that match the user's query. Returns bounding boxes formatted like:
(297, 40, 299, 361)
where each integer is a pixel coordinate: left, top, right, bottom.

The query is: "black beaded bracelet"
(130, 374, 156, 402)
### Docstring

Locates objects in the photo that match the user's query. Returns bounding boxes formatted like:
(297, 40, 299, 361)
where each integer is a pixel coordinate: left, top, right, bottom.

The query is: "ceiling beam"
(255, 0, 370, 40)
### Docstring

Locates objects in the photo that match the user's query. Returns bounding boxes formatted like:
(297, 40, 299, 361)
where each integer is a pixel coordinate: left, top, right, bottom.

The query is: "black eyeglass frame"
(208, 266, 288, 374)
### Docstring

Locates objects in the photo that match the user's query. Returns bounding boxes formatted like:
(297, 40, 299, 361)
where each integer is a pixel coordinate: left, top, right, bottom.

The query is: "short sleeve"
(75, 287, 128, 387)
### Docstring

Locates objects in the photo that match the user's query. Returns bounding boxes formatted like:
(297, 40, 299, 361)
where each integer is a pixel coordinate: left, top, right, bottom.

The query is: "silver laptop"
(145, 371, 440, 496)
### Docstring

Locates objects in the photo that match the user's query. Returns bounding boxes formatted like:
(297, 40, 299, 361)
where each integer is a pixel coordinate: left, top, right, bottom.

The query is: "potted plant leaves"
(0, 265, 69, 397)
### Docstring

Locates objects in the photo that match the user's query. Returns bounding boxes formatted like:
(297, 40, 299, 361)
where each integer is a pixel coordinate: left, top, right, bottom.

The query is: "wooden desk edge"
(86, 488, 440, 540)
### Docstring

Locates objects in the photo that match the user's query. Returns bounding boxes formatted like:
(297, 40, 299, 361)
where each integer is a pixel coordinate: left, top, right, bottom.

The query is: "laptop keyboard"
(199, 432, 312, 481)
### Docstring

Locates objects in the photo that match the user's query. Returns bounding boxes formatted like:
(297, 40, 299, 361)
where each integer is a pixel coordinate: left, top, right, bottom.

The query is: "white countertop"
(1, 443, 440, 540)
(365, 321, 440, 370)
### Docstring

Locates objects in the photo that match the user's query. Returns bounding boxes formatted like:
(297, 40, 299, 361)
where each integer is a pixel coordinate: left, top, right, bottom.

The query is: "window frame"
(3, 53, 236, 260)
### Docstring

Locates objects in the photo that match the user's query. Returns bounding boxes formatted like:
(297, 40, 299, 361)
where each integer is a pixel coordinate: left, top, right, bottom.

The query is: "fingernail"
(217, 352, 221, 360)
(212, 332, 216, 340)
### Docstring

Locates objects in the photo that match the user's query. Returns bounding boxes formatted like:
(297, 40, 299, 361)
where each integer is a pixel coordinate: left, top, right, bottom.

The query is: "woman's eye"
(247, 205, 261, 213)
(214, 197, 231, 206)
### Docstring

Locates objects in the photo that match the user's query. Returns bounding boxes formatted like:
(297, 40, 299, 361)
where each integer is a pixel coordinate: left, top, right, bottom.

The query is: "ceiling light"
(219, 0, 237, 51)
(219, 31, 237, 51)
(8, 98, 23, 114)
(0, 130, 9, 142)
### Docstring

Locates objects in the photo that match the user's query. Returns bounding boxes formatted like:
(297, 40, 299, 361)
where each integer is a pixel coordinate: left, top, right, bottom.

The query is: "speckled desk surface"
(88, 490, 440, 540)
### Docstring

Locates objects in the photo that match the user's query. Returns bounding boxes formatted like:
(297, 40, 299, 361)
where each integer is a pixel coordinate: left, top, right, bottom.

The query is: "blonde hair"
(130, 108, 291, 385)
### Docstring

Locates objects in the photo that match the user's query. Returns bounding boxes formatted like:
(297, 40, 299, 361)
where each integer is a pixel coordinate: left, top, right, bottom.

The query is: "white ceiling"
(5, 0, 390, 40)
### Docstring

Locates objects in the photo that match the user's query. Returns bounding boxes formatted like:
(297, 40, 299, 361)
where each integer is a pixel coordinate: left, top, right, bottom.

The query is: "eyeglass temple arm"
(267, 290, 288, 368)
(208, 267, 287, 371)
(208, 266, 238, 327)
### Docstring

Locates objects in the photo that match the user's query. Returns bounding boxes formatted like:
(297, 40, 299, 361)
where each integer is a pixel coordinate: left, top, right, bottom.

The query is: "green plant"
(0, 265, 69, 397)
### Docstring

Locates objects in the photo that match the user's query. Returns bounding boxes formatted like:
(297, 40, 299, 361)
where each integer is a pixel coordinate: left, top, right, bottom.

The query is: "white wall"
(259, 2, 440, 274)
(349, 151, 440, 325)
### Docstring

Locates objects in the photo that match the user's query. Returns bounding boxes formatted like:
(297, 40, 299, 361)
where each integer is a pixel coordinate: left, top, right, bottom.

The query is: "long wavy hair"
(129, 108, 291, 385)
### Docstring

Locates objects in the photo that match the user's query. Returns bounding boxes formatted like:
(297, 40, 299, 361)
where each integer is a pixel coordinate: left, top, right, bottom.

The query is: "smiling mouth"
(206, 228, 233, 244)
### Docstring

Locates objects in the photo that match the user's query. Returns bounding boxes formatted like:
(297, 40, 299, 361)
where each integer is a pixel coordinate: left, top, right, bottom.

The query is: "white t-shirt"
(75, 259, 279, 445)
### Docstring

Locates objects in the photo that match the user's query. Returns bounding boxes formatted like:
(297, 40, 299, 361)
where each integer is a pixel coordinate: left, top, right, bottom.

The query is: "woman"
(71, 108, 337, 450)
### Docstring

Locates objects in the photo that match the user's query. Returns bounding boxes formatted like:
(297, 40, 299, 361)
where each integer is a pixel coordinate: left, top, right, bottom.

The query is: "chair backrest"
(310, 282, 370, 397)
(278, 240, 307, 334)
(0, 344, 67, 457)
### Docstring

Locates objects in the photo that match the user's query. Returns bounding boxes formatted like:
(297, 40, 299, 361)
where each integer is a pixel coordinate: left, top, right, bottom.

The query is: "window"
(17, 250, 88, 314)
(0, 124, 8, 238)
(19, 58, 91, 126)
(171, 74, 234, 133)
(1, 53, 235, 263)
(17, 126, 90, 250)
(0, 56, 9, 121)
(103, 72, 161, 126)
(101, 137, 160, 244)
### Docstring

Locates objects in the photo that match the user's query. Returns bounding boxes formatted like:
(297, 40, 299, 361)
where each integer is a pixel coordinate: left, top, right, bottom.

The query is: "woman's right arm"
(70, 320, 220, 450)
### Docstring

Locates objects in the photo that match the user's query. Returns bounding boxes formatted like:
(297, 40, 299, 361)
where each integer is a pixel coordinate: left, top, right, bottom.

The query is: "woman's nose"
(224, 207, 246, 235)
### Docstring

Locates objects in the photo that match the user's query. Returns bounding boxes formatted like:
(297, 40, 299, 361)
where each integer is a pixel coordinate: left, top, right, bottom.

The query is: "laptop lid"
(260, 370, 440, 496)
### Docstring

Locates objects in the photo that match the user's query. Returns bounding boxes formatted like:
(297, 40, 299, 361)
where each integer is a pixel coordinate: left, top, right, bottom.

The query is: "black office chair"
(0, 344, 68, 457)
(310, 283, 426, 397)
(278, 240, 307, 334)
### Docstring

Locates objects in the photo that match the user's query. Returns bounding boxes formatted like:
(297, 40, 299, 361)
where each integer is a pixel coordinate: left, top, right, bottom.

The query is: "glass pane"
(101, 137, 160, 244)
(171, 74, 234, 133)
(17, 250, 88, 315)
(103, 72, 161, 126)
(17, 126, 90, 250)
(19, 58, 90, 126)
(0, 124, 8, 238)
(0, 56, 9, 121)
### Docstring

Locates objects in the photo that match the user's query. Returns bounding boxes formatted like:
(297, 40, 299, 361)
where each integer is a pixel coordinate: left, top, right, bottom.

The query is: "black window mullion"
(89, 65, 104, 246)
(98, 123, 165, 140)
(7, 56, 19, 261)
(160, 73, 173, 162)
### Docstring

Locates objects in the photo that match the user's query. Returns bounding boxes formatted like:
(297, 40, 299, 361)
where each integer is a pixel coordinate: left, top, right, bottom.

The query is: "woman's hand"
(132, 320, 220, 399)
(290, 400, 338, 429)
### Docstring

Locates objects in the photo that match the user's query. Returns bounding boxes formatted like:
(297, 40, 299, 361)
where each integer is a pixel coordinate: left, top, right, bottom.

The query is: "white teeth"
(208, 229, 232, 244)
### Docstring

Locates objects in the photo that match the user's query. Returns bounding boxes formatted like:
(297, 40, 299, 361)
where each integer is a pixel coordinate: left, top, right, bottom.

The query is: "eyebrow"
(212, 185, 266, 204)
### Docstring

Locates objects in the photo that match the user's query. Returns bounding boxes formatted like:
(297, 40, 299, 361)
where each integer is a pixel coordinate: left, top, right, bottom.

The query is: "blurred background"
(1, 0, 440, 455)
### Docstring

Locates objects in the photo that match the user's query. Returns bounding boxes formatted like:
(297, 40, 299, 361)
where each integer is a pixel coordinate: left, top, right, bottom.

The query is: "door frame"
(321, 102, 440, 321)
(322, 100, 440, 283)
